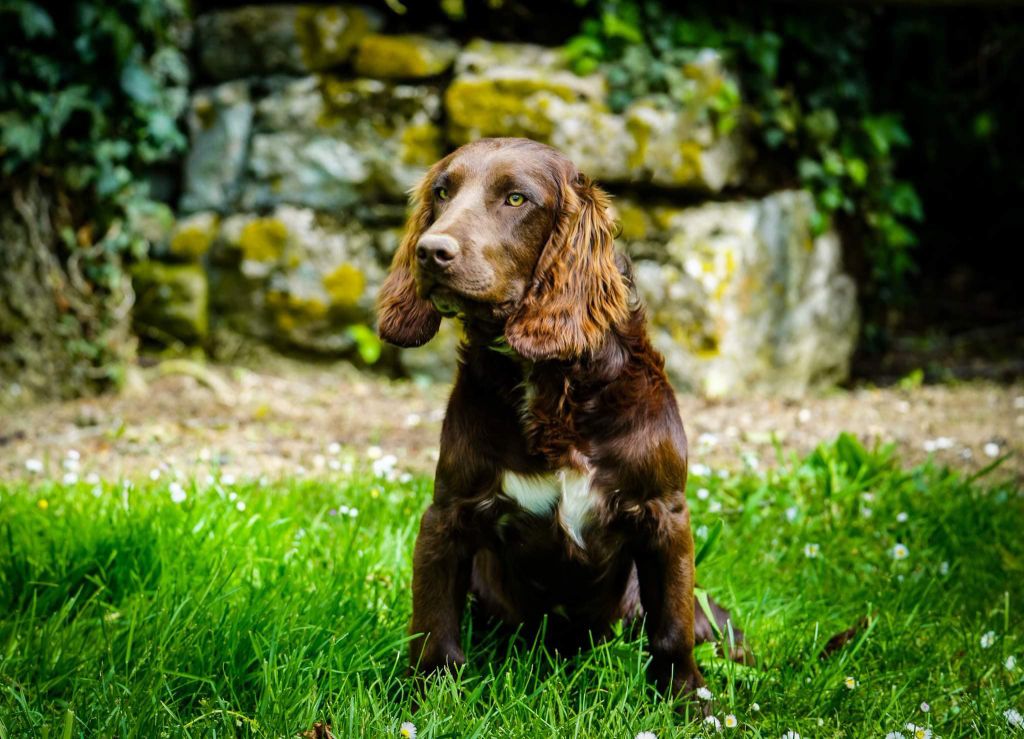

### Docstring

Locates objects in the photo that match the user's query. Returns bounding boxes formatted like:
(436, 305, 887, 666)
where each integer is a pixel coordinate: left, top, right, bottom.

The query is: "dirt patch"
(1, 357, 1020, 486)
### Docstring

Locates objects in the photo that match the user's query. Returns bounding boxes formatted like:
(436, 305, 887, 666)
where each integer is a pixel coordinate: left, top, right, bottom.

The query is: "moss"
(323, 263, 366, 307)
(671, 141, 704, 183)
(615, 201, 651, 241)
(295, 6, 373, 71)
(354, 34, 457, 79)
(399, 122, 443, 167)
(625, 115, 651, 172)
(131, 262, 209, 343)
(237, 218, 288, 263)
(445, 78, 576, 143)
(169, 219, 219, 261)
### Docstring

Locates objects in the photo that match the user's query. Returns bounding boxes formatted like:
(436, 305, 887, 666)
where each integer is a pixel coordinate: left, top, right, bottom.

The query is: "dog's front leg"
(633, 493, 705, 698)
(409, 503, 471, 676)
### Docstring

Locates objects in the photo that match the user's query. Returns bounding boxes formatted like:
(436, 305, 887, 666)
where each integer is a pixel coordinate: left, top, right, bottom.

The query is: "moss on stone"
(445, 77, 576, 143)
(323, 263, 366, 307)
(615, 201, 651, 241)
(354, 34, 458, 79)
(237, 218, 288, 263)
(131, 262, 209, 343)
(399, 122, 443, 166)
(295, 5, 375, 71)
(169, 216, 219, 261)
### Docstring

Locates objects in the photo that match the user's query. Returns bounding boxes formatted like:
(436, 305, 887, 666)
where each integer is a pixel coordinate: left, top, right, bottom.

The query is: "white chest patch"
(501, 468, 598, 547)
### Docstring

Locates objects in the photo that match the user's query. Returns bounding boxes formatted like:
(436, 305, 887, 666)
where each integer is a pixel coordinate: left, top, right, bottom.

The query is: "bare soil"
(1, 357, 1021, 485)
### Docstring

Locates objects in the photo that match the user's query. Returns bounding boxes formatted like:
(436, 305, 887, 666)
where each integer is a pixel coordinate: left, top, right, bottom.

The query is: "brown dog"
(377, 138, 741, 700)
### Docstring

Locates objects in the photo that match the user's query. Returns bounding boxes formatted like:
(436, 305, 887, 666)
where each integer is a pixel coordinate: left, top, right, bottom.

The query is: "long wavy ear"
(505, 172, 629, 360)
(377, 171, 442, 347)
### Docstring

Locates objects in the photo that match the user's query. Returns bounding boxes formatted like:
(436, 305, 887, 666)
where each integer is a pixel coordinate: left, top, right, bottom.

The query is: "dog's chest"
(500, 468, 599, 548)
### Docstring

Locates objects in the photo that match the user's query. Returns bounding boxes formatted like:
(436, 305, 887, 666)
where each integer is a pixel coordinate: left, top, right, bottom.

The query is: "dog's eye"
(435, 187, 449, 201)
(505, 192, 526, 207)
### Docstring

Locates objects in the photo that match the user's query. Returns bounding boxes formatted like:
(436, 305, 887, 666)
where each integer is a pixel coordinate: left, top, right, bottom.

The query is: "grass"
(0, 434, 1021, 738)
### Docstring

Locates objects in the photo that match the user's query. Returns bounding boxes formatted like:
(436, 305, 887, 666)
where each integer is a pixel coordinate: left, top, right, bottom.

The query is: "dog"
(376, 137, 742, 701)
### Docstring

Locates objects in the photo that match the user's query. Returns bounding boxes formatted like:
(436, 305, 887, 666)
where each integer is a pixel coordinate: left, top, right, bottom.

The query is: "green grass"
(1, 435, 1021, 738)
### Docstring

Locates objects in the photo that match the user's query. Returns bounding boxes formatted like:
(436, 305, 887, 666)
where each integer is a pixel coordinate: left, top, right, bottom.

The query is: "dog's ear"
(505, 171, 628, 360)
(377, 171, 442, 347)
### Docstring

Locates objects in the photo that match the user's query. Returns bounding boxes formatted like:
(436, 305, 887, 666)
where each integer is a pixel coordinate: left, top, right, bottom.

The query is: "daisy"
(327, 441, 342, 455)
(708, 501, 722, 513)
(367, 445, 384, 460)
(1006, 655, 1017, 670)
(844, 676, 857, 689)
(635, 733, 657, 739)
(785, 506, 799, 522)
(781, 731, 800, 739)
(235, 500, 246, 511)
(750, 703, 760, 712)
(981, 630, 996, 648)
(884, 733, 906, 739)
(697, 487, 710, 500)
(62, 472, 78, 485)
(704, 715, 722, 732)
(891, 543, 909, 560)
(222, 473, 236, 486)
(25, 458, 43, 473)
(897, 511, 909, 523)
(399, 721, 417, 738)
(169, 482, 187, 504)
(149, 468, 161, 481)
(906, 723, 932, 739)
(691, 463, 711, 477)
(696, 686, 713, 701)
(803, 543, 820, 559)
(984, 442, 1000, 458)
(724, 714, 738, 729)
(1005, 708, 1024, 730)
(920, 702, 930, 713)
(939, 561, 950, 575)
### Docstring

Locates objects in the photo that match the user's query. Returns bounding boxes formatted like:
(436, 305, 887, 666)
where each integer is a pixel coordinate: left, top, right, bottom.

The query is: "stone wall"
(141, 3, 859, 397)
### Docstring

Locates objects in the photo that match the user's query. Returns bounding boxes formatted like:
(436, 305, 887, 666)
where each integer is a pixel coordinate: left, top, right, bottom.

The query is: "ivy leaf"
(346, 325, 382, 365)
(121, 61, 159, 105)
(18, 2, 55, 39)
(0, 112, 43, 164)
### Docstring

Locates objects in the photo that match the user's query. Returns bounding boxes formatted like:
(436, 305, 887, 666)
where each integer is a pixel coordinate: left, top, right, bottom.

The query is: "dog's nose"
(416, 234, 460, 271)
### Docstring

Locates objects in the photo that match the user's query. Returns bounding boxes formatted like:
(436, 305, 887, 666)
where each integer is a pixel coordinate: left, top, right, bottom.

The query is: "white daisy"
(235, 500, 246, 511)
(149, 468, 161, 481)
(1005, 708, 1023, 730)
(635, 732, 657, 739)
(906, 722, 933, 739)
(367, 445, 384, 460)
(797, 408, 812, 423)
(708, 501, 722, 513)
(62, 472, 78, 485)
(724, 714, 738, 729)
(327, 441, 342, 455)
(981, 630, 997, 648)
(697, 487, 710, 500)
(939, 561, 950, 575)
(85, 472, 100, 485)
(884, 733, 906, 739)
(1006, 655, 1017, 671)
(169, 482, 187, 504)
(920, 702, 930, 713)
(66, 449, 80, 461)
(803, 543, 820, 559)
(222, 473, 236, 486)
(897, 511, 909, 523)
(750, 703, 760, 712)
(690, 463, 711, 477)
(696, 686, 713, 701)
(781, 731, 800, 739)
(891, 543, 909, 560)
(844, 676, 857, 689)
(704, 715, 722, 732)
(25, 458, 44, 473)
(785, 506, 799, 522)
(984, 442, 1000, 458)
(399, 721, 417, 738)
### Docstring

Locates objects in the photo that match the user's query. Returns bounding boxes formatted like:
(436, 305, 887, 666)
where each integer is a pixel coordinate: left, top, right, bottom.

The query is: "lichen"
(615, 201, 650, 241)
(169, 221, 218, 260)
(445, 78, 574, 143)
(323, 263, 366, 307)
(237, 218, 288, 263)
(399, 122, 443, 167)
(295, 6, 373, 71)
(354, 34, 457, 79)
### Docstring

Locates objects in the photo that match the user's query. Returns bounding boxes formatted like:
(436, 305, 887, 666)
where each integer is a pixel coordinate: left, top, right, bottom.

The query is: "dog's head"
(376, 138, 628, 360)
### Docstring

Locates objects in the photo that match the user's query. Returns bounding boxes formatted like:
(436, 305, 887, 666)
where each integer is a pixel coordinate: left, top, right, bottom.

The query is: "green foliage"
(0, 0, 187, 291)
(0, 439, 1021, 734)
(566, 1, 924, 324)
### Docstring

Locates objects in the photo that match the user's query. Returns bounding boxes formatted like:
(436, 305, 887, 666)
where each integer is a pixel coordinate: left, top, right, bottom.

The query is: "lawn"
(1, 435, 1021, 738)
